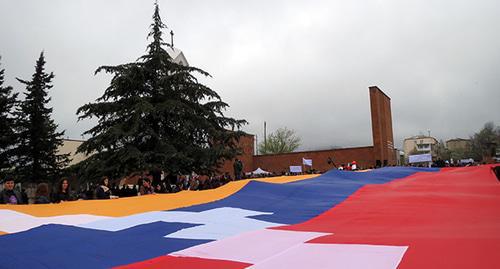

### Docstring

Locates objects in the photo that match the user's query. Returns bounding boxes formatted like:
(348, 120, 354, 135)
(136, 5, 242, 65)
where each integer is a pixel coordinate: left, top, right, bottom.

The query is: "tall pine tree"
(15, 52, 69, 183)
(0, 57, 18, 174)
(76, 3, 246, 180)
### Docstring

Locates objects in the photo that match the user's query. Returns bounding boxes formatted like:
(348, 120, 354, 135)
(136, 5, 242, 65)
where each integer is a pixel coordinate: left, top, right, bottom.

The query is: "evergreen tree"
(76, 3, 246, 180)
(469, 122, 499, 161)
(0, 57, 18, 174)
(15, 52, 69, 183)
(435, 140, 451, 161)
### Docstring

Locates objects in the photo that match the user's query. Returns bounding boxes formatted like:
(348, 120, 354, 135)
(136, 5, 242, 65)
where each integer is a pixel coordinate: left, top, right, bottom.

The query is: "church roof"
(166, 46, 189, 66)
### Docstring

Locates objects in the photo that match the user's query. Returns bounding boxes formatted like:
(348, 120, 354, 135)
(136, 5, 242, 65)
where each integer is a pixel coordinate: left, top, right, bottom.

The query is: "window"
(417, 144, 431, 151)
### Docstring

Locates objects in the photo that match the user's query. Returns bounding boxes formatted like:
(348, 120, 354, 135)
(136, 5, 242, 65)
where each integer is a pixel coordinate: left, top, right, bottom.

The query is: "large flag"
(1, 165, 499, 268)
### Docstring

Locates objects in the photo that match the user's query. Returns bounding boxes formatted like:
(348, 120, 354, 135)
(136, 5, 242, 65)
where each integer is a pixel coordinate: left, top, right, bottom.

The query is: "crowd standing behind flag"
(0, 160, 487, 205)
(0, 169, 293, 204)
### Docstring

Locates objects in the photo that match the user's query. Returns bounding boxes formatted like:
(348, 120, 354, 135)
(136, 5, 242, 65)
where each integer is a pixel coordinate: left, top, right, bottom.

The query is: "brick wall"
(369, 86, 396, 166)
(219, 134, 255, 177)
(253, 146, 375, 174)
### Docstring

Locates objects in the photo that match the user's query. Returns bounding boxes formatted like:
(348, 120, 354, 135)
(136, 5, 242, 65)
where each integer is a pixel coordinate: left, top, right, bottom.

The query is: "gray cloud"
(1, 0, 499, 151)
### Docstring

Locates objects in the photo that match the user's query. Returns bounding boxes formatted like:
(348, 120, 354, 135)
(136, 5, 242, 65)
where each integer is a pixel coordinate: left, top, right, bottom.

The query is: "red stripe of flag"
(276, 165, 500, 269)
(114, 255, 252, 269)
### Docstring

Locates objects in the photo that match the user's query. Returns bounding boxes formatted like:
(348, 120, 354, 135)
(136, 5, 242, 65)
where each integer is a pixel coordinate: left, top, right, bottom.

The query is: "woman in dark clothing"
(52, 178, 74, 203)
(34, 183, 51, 204)
(95, 176, 111, 199)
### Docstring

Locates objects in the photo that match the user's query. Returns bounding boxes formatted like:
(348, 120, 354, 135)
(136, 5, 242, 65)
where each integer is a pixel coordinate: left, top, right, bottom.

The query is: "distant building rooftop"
(404, 135, 437, 141)
(446, 138, 470, 142)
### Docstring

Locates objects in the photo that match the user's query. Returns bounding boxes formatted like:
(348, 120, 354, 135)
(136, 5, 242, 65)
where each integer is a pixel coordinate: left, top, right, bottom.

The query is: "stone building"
(446, 138, 470, 152)
(402, 136, 438, 159)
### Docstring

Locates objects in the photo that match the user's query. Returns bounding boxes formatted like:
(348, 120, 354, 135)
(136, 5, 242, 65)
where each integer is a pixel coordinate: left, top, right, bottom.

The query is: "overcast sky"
(1, 0, 499, 151)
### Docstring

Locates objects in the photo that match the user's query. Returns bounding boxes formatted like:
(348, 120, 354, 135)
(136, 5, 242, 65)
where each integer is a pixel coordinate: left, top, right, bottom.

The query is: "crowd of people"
(8, 159, 489, 205)
(0, 177, 79, 205)
(1, 157, 327, 205)
(336, 161, 359, 171)
(0, 170, 256, 205)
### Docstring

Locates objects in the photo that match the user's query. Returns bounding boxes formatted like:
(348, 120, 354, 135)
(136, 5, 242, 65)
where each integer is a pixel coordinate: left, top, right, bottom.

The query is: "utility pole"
(264, 121, 267, 148)
(255, 134, 258, 155)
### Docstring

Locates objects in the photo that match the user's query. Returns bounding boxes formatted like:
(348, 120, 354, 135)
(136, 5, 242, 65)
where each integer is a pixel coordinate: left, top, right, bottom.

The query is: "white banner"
(460, 158, 474, 164)
(289, 166, 302, 173)
(409, 153, 432, 163)
(302, 158, 313, 166)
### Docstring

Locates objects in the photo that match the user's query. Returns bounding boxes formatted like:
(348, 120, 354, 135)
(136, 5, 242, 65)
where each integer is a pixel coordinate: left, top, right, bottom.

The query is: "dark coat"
(0, 189, 24, 204)
(51, 191, 74, 203)
(34, 195, 51, 204)
(95, 186, 111, 199)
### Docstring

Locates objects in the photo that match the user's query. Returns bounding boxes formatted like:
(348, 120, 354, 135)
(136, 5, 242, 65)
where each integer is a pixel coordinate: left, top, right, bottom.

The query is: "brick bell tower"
(369, 86, 396, 167)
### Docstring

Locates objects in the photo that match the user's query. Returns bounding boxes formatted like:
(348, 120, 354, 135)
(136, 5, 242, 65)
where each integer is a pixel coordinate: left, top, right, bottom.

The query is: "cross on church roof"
(170, 30, 174, 47)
